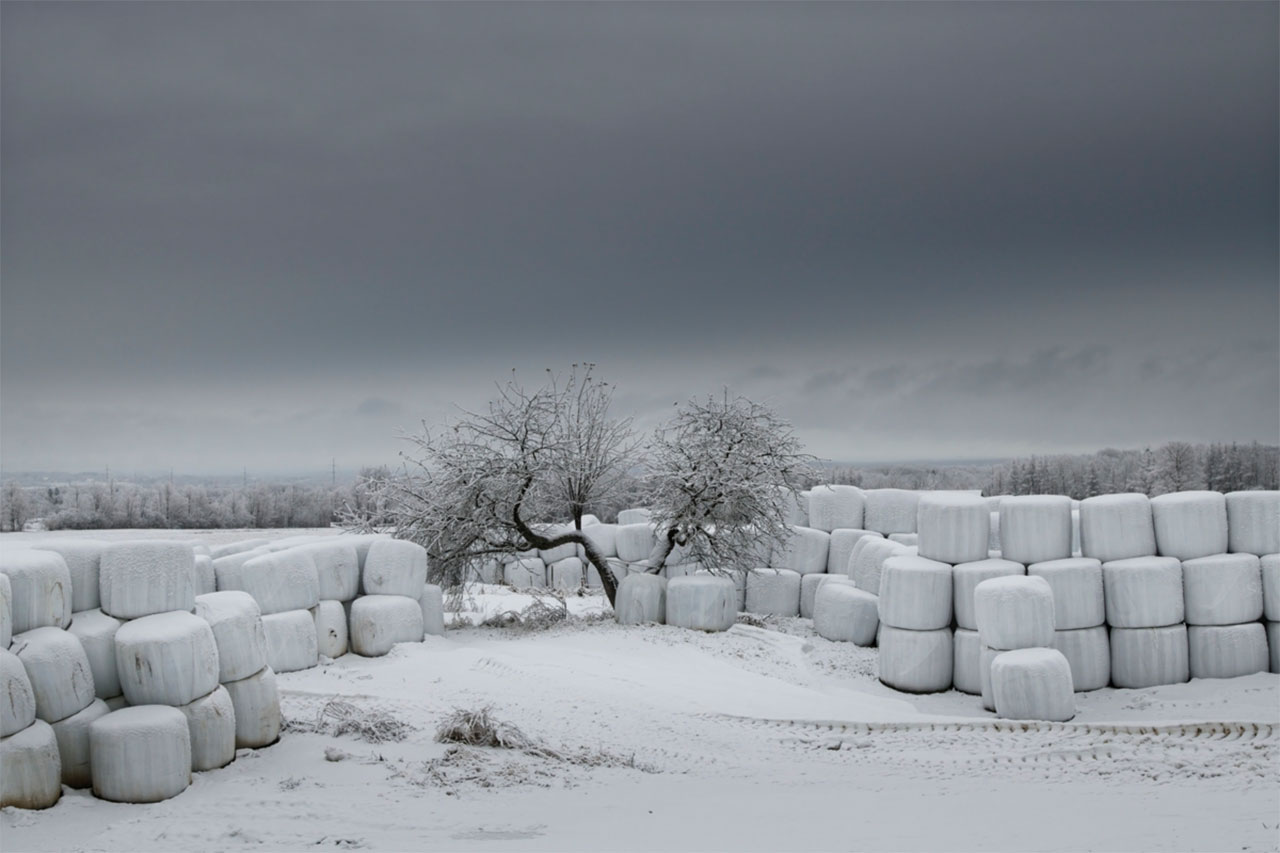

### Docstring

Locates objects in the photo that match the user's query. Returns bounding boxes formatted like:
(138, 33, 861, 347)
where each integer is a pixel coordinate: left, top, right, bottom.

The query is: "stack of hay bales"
(1225, 491, 1280, 675)
(350, 540, 426, 657)
(1, 648, 62, 808)
(1030, 557, 1109, 691)
(974, 575, 1057, 712)
(195, 591, 279, 751)
(951, 558, 1024, 695)
(877, 555, 953, 693)
(806, 485, 865, 533)
(294, 541, 359, 659)
(217, 549, 319, 673)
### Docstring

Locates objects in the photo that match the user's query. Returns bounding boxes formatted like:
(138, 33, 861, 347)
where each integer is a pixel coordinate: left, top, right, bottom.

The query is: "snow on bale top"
(1224, 490, 1280, 556)
(1150, 491, 1228, 561)
(99, 540, 196, 620)
(220, 550, 320, 615)
(31, 539, 107, 613)
(0, 550, 72, 634)
(208, 539, 271, 560)
(863, 489, 921, 535)
(974, 574, 1055, 651)
(292, 541, 361, 602)
(916, 493, 990, 564)
(362, 540, 428, 598)
(806, 485, 865, 533)
(998, 496, 1073, 565)
(1078, 493, 1156, 562)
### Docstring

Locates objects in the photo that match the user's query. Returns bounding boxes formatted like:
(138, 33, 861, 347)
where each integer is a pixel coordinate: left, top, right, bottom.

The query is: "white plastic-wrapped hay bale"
(261, 609, 319, 673)
(419, 584, 445, 637)
(218, 550, 320, 616)
(878, 556, 953, 631)
(90, 705, 191, 803)
(211, 547, 270, 590)
(313, 600, 348, 659)
(973, 575, 1055, 651)
(68, 608, 124, 700)
(294, 542, 360, 603)
(32, 539, 107, 612)
(1264, 554, 1280, 621)
(1187, 623, 1268, 680)
(100, 540, 196, 620)
(615, 523, 657, 563)
(617, 508, 652, 526)
(666, 575, 737, 632)
(1150, 491, 1228, 561)
(49, 697, 109, 787)
(952, 559, 1024, 631)
(826, 529, 883, 575)
(745, 569, 802, 617)
(987, 512, 1001, 553)
(504, 557, 546, 588)
(178, 685, 236, 771)
(192, 555, 216, 596)
(582, 523, 619, 559)
(888, 533, 919, 547)
(1051, 626, 1110, 691)
(849, 537, 907, 596)
(878, 625, 952, 693)
(814, 584, 878, 645)
(209, 539, 271, 560)
(194, 591, 266, 683)
(1268, 621, 1280, 674)
(362, 540, 428, 598)
(800, 573, 855, 619)
(550, 557, 585, 590)
(349, 595, 423, 657)
(11, 626, 95, 723)
(916, 494, 989, 565)
(952, 628, 981, 695)
(1225, 491, 1280, 556)
(222, 665, 280, 748)
(1101, 556, 1184, 628)
(1110, 624, 1189, 688)
(990, 648, 1075, 722)
(1078, 494, 1156, 562)
(979, 645, 1001, 712)
(1181, 553, 1262, 626)
(1071, 510, 1080, 556)
(1, 648, 36, 737)
(1027, 558, 1104, 630)
(806, 485, 865, 533)
(999, 496, 1072, 565)
(1, 719, 61, 809)
(770, 526, 830, 575)
(0, 571, 10, 648)
(864, 489, 920, 534)
(0, 549, 72, 633)
(614, 573, 667, 625)
(115, 612, 219, 706)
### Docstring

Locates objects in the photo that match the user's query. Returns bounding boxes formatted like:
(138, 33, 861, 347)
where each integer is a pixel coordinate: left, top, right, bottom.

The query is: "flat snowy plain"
(3, 529, 1278, 852)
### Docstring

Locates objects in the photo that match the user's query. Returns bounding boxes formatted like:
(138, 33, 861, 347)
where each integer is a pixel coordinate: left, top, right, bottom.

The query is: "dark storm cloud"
(1, 2, 1275, 472)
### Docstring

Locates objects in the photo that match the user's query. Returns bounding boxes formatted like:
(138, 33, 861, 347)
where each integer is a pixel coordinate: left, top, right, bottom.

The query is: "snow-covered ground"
(3, 531, 1278, 852)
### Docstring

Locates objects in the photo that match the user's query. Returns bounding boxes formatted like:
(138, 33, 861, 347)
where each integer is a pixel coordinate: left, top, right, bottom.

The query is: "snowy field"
(2, 530, 1278, 852)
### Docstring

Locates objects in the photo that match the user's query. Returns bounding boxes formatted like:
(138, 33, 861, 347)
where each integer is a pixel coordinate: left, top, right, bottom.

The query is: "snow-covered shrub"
(973, 575, 1054, 651)
(1110, 624, 1189, 688)
(998, 496, 1072, 565)
(222, 666, 280, 748)
(1, 719, 61, 809)
(989, 648, 1075, 722)
(1225, 491, 1280, 556)
(349, 595, 424, 657)
(1051, 626, 1110, 691)
(813, 584, 878, 645)
(917, 494, 989, 564)
(99, 541, 195, 620)
(68, 608, 124, 700)
(0, 550, 72, 633)
(745, 569, 802, 617)
(11, 626, 96, 723)
(878, 625, 952, 693)
(1150, 491, 1228, 561)
(863, 489, 920, 534)
(613, 574, 666, 625)
(261, 609, 319, 673)
(878, 555, 953, 631)
(665, 575, 737, 632)
(49, 697, 109, 787)
(363, 540, 428, 598)
(32, 539, 106, 612)
(194, 591, 267, 683)
(89, 706, 191, 803)
(770, 526, 830, 575)
(1027, 558, 1104, 630)
(1181, 553, 1262, 626)
(1101, 556, 1184, 628)
(1187, 624, 1268, 680)
(806, 485, 865, 533)
(952, 558, 1024, 631)
(178, 685, 236, 771)
(115, 612, 220, 706)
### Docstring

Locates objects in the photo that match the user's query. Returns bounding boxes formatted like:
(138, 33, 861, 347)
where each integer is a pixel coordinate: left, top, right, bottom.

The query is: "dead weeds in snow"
(285, 699, 415, 744)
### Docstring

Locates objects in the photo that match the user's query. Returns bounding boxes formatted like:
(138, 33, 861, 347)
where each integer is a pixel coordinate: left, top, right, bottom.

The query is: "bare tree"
(1157, 441, 1200, 493)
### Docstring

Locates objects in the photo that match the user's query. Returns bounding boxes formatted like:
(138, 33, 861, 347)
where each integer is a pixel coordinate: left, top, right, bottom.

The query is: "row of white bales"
(0, 533, 442, 809)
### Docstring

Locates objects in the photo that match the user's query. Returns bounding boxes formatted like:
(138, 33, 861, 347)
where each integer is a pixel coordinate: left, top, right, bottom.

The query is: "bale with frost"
(771, 526, 830, 575)
(49, 697, 109, 787)
(878, 625, 953, 693)
(1101, 556, 1184, 628)
(864, 489, 920, 534)
(952, 558, 1024, 631)
(998, 496, 1072, 565)
(814, 585, 879, 645)
(32, 540, 107, 612)
(194, 591, 267, 683)
(1268, 621, 1280, 674)
(504, 557, 547, 588)
(1150, 491, 1228, 561)
(313, 600, 348, 659)
(1, 719, 61, 809)
(1264, 554, 1280, 621)
(1051, 626, 1110, 691)
(952, 628, 981, 695)
(801, 573, 855, 619)
(178, 685, 236, 771)
(222, 665, 280, 748)
(849, 537, 908, 596)
(0, 550, 72, 633)
(1079, 494, 1158, 562)
(617, 508, 652, 525)
(615, 523, 657, 563)
(261, 609, 319, 672)
(89, 705, 191, 803)
(294, 542, 360, 602)
(115, 612, 219, 706)
(1187, 623, 1268, 680)
(420, 584, 445, 636)
(1, 648, 36, 737)
(362, 540, 428, 598)
(745, 569, 802, 617)
(0, 572, 10, 648)
(665, 575, 737, 632)
(1110, 624, 1189, 688)
(987, 512, 1001, 553)
(192, 555, 216, 596)
(582, 523, 619, 559)
(1181, 553, 1262, 626)
(614, 574, 667, 625)
(973, 575, 1055, 651)
(806, 485, 865, 533)
(917, 494, 989, 564)
(99, 540, 195, 620)
(11, 626, 96, 723)
(550, 557, 584, 590)
(827, 529, 883, 576)
(68, 608, 124, 700)
(1027, 558, 1105, 630)
(349, 595, 424, 657)
(1225, 490, 1280, 556)
(209, 539, 270, 560)
(878, 555, 953, 631)
(217, 550, 320, 616)
(989, 648, 1075, 722)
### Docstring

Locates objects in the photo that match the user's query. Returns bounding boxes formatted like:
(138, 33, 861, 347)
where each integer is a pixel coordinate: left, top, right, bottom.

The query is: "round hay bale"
(617, 508, 652, 526)
(696, 568, 748, 612)
(0, 550, 72, 633)
(801, 573, 855, 619)
(666, 575, 736, 632)
(209, 539, 271, 560)
(194, 591, 267, 683)
(178, 685, 236, 771)
(313, 600, 348, 659)
(998, 496, 1073, 566)
(878, 556, 953, 631)
(582, 523, 618, 559)
(813, 584, 878, 645)
(349, 595, 423, 657)
(987, 511, 1002, 553)
(222, 665, 280, 748)
(11, 626, 96, 723)
(219, 551, 320, 616)
(952, 628, 981, 695)
(826, 529, 884, 576)
(550, 557, 585, 590)
(917, 494, 989, 565)
(89, 705, 191, 803)
(99, 541, 195, 620)
(1, 719, 61, 809)
(1027, 558, 1105, 630)
(1225, 491, 1280, 556)
(192, 555, 216, 597)
(888, 533, 919, 547)
(980, 644, 1000, 711)
(615, 524, 657, 563)
(1263, 554, 1280, 621)
(1051, 626, 1110, 691)
(952, 558, 1024, 631)
(864, 489, 920, 535)
(1101, 556, 1184, 628)
(0, 572, 11, 649)
(1150, 491, 1228, 561)
(362, 540, 428, 598)
(293, 542, 361, 602)
(990, 648, 1075, 722)
(50, 697, 110, 788)
(745, 569, 802, 617)
(1079, 494, 1159, 562)
(1267, 621, 1279, 674)
(878, 626, 952, 693)
(32, 540, 107, 612)
(848, 537, 908, 596)
(771, 526, 830, 575)
(211, 548, 270, 591)
(1187, 623, 1269, 680)
(115, 612, 220, 706)
(1110, 624, 1189, 689)
(420, 584, 445, 637)
(504, 557, 547, 588)
(1, 648, 36, 737)
(1182, 553, 1263, 626)
(973, 575, 1055, 651)
(806, 485, 865, 533)
(68, 608, 124, 700)
(262, 609, 319, 672)
(614, 574, 667, 625)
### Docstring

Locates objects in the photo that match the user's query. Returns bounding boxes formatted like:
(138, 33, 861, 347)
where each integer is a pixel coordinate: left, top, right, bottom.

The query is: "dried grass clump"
(288, 699, 414, 744)
(478, 593, 569, 633)
(434, 706, 542, 752)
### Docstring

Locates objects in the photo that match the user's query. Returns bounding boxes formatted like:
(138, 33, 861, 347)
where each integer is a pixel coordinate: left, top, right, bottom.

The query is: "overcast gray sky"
(2, 2, 1276, 475)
